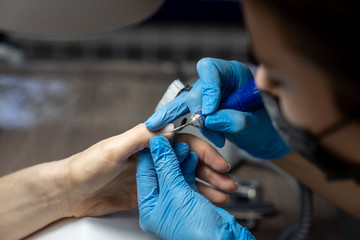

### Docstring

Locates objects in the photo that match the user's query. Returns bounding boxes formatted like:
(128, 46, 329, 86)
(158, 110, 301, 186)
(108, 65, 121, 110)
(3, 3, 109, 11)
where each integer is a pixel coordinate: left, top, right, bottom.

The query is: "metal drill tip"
(172, 122, 193, 132)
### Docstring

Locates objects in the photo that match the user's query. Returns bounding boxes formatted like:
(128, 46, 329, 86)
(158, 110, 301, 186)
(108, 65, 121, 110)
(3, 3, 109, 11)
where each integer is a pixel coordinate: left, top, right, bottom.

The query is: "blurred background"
(0, 0, 350, 239)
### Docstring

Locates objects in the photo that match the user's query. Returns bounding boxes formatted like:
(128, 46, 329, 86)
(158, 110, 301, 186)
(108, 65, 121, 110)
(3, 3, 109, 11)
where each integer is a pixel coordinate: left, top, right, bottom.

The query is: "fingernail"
(227, 162, 231, 172)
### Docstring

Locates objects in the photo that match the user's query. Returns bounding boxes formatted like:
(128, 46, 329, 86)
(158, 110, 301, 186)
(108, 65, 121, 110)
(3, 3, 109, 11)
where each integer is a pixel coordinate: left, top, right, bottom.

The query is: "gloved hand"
(146, 57, 291, 159)
(137, 136, 255, 240)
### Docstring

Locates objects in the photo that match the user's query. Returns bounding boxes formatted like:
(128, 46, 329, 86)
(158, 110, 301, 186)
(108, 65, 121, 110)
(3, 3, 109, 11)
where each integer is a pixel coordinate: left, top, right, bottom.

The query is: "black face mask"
(261, 91, 360, 184)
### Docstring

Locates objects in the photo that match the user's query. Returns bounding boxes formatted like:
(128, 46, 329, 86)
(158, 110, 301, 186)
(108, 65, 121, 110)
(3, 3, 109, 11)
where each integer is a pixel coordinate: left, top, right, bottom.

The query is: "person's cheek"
(280, 92, 302, 126)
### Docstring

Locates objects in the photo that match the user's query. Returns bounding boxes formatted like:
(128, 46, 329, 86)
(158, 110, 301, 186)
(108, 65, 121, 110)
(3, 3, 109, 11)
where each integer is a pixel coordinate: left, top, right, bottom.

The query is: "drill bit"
(172, 121, 193, 132)
(172, 112, 204, 132)
(195, 177, 231, 194)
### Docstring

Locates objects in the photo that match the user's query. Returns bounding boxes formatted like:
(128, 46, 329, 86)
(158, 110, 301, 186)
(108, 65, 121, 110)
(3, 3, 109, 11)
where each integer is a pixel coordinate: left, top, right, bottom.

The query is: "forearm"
(0, 160, 70, 240)
(272, 150, 360, 218)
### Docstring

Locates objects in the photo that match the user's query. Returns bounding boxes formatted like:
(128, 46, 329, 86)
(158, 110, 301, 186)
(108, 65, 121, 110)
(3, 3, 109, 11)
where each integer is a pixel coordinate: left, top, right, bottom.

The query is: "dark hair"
(251, 0, 360, 117)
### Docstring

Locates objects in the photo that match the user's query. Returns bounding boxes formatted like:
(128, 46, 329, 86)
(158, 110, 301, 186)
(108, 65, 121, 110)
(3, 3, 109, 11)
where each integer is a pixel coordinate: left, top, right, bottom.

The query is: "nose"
(254, 65, 280, 97)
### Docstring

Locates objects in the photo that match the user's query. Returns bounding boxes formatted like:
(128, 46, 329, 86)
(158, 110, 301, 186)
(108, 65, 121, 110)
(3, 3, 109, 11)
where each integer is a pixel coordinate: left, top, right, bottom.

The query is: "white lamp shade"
(0, 0, 164, 38)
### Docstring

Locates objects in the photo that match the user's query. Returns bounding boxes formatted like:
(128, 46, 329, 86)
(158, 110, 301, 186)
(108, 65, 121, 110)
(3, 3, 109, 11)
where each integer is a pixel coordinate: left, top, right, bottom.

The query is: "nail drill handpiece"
(173, 79, 263, 132)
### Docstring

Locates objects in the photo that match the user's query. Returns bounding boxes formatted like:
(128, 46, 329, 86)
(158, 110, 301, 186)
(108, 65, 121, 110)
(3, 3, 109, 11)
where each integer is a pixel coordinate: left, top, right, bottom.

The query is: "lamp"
(0, 0, 164, 38)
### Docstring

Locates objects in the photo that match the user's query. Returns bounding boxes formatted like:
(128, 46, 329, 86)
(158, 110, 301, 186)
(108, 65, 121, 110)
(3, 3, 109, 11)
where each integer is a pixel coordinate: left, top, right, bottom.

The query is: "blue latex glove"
(137, 136, 255, 240)
(146, 58, 291, 159)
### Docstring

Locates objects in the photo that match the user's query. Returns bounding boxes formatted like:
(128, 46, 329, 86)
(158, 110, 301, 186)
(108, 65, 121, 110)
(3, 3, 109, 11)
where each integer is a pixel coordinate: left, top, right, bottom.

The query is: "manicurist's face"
(242, 0, 342, 135)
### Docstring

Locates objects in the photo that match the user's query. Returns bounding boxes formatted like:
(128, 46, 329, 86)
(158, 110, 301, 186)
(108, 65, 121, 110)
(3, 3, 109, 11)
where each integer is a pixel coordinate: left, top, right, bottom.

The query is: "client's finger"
(94, 123, 175, 164)
(196, 161, 237, 194)
(173, 134, 237, 204)
(196, 180, 229, 205)
(174, 133, 230, 172)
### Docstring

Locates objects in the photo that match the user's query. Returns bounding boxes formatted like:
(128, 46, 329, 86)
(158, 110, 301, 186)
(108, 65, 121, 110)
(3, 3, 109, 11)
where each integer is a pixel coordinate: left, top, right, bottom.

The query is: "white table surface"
(27, 209, 157, 240)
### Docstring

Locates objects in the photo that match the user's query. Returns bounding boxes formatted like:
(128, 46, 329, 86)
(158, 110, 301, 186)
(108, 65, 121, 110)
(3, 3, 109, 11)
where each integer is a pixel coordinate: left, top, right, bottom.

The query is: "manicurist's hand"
(146, 57, 291, 159)
(137, 136, 256, 240)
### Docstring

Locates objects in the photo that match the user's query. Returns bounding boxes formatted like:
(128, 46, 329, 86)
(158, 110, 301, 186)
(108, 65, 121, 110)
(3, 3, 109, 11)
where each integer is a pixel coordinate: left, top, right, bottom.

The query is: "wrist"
(232, 226, 255, 240)
(38, 160, 74, 219)
(222, 223, 254, 240)
(0, 160, 74, 239)
(216, 211, 255, 240)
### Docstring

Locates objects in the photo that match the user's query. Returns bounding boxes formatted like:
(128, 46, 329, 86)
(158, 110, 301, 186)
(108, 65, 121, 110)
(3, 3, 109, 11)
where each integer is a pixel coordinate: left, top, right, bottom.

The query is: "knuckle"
(197, 57, 214, 69)
(230, 60, 245, 68)
(96, 140, 116, 160)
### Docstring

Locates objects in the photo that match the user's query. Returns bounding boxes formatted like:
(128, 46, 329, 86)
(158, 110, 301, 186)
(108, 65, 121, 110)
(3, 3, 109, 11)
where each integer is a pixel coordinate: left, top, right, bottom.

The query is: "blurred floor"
(0, 60, 343, 239)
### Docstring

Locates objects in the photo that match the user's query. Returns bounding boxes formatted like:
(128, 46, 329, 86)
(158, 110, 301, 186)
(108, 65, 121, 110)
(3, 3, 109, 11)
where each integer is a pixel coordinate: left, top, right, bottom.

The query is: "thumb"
(205, 109, 248, 133)
(149, 136, 189, 194)
(180, 152, 199, 192)
(136, 149, 159, 218)
(145, 94, 189, 131)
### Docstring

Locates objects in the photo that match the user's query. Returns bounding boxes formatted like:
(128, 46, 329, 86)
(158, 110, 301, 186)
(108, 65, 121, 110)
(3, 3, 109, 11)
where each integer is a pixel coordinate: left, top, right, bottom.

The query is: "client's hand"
(63, 124, 236, 218)
(0, 123, 174, 239)
(62, 123, 175, 217)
